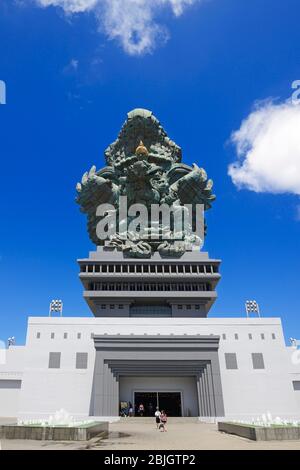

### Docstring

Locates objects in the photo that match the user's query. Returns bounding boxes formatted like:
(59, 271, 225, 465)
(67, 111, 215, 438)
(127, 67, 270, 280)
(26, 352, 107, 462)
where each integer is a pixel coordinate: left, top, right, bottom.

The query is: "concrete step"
(119, 417, 200, 424)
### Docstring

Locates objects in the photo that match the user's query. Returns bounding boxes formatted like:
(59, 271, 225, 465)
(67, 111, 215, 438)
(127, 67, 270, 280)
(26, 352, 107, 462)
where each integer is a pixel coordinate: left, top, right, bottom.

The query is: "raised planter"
(0, 421, 108, 441)
(218, 421, 300, 441)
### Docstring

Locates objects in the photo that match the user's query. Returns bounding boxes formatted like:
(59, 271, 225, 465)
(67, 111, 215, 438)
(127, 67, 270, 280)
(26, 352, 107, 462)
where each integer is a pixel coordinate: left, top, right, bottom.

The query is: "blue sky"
(0, 0, 299, 344)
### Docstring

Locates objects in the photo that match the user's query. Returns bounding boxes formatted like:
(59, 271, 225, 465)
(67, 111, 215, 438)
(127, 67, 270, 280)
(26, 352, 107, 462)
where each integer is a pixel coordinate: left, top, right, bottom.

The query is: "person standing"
(138, 403, 145, 417)
(128, 402, 133, 417)
(160, 410, 168, 432)
(154, 407, 161, 429)
(120, 401, 128, 417)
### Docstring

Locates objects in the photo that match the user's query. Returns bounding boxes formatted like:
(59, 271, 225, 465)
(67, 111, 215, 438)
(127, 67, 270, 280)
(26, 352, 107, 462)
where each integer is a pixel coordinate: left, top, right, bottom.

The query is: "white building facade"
(1, 251, 300, 422)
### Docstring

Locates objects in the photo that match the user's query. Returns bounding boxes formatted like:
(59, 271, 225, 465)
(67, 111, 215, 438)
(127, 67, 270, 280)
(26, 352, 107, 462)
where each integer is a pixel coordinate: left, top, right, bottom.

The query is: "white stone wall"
(286, 346, 300, 412)
(0, 346, 25, 417)
(1, 316, 299, 420)
(18, 321, 96, 420)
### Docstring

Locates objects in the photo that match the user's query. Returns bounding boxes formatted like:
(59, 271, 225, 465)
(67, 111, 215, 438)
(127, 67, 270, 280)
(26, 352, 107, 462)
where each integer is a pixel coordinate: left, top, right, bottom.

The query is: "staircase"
(120, 417, 200, 424)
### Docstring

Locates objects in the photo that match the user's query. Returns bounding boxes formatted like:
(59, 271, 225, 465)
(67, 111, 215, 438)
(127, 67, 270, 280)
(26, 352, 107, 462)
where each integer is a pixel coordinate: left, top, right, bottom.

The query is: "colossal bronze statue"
(76, 108, 215, 258)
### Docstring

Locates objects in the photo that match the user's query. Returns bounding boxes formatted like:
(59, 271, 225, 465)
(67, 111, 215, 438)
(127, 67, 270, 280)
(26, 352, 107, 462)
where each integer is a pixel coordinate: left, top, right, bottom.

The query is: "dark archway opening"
(134, 391, 182, 417)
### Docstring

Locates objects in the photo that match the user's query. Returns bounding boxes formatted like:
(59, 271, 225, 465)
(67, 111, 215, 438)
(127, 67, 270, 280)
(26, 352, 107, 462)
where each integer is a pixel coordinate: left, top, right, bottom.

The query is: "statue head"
(104, 108, 182, 167)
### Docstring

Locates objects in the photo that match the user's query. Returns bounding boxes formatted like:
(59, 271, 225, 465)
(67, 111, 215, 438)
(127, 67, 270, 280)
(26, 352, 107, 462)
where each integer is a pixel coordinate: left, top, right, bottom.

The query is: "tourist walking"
(159, 410, 168, 432)
(120, 401, 129, 417)
(138, 403, 145, 417)
(154, 407, 161, 429)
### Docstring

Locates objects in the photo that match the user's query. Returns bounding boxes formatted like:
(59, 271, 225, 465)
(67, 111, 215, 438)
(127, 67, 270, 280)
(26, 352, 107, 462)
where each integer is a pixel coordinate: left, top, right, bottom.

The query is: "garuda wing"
(76, 166, 119, 245)
(168, 163, 215, 210)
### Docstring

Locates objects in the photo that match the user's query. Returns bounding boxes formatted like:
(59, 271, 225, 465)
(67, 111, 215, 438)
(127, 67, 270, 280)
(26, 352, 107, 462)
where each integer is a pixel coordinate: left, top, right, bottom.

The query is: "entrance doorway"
(134, 391, 182, 417)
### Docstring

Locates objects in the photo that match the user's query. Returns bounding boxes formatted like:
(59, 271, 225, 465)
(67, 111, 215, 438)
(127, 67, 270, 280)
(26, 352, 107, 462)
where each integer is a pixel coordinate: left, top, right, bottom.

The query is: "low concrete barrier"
(218, 422, 300, 441)
(0, 421, 108, 441)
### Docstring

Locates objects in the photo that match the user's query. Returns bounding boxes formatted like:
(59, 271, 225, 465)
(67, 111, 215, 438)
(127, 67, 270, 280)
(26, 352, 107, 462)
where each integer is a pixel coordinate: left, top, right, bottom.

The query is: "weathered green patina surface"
(76, 108, 215, 257)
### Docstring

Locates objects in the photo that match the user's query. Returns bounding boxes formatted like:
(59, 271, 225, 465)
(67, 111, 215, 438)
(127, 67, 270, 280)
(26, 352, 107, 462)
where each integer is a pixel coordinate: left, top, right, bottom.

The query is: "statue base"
(78, 248, 221, 318)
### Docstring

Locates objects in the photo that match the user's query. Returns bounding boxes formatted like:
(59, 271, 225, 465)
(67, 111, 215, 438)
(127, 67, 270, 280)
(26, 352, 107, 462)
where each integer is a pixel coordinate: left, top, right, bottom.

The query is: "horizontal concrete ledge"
(94, 335, 221, 353)
(27, 317, 283, 325)
(84, 291, 217, 299)
(0, 422, 108, 441)
(218, 422, 300, 441)
(94, 334, 220, 345)
(79, 250, 215, 262)
(79, 272, 221, 277)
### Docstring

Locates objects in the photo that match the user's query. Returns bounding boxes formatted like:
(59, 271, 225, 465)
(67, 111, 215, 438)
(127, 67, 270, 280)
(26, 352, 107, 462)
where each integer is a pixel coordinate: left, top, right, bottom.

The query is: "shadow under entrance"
(134, 391, 182, 417)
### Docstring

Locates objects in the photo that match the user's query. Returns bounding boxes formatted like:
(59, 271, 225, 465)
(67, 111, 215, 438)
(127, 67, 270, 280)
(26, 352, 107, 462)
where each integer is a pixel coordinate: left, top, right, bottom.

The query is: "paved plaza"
(1, 418, 300, 450)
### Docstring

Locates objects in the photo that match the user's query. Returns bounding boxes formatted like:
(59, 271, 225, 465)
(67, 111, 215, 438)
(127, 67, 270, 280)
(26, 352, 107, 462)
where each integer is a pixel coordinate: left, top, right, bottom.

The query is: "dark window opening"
(49, 352, 61, 369)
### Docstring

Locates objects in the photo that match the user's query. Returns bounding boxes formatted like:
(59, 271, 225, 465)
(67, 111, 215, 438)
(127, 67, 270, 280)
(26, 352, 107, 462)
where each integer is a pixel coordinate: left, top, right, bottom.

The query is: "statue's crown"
(135, 140, 149, 156)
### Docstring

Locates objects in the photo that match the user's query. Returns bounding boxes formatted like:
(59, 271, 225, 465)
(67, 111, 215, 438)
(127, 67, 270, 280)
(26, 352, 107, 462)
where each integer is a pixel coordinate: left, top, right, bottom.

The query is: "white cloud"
(69, 58, 79, 69)
(36, 0, 98, 13)
(228, 99, 300, 196)
(63, 58, 79, 75)
(34, 0, 201, 55)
